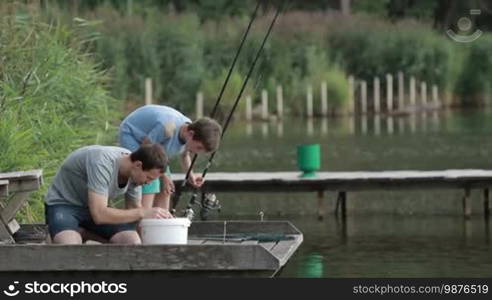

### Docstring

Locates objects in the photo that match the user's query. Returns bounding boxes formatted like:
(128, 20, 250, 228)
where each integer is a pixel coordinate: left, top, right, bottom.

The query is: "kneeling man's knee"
(110, 230, 141, 245)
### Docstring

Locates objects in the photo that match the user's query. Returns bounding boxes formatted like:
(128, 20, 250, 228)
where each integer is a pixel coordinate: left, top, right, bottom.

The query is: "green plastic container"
(297, 144, 321, 178)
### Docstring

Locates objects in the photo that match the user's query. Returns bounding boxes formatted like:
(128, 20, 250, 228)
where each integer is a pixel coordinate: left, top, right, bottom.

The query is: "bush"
(454, 34, 492, 106)
(327, 18, 455, 91)
(92, 8, 204, 113)
(0, 15, 116, 221)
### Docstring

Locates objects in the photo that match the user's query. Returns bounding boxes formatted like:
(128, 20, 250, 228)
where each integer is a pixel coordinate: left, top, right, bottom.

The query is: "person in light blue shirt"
(119, 105, 222, 211)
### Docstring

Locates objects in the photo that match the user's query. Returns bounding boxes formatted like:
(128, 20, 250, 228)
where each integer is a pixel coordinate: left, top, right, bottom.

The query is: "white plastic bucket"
(140, 218, 191, 245)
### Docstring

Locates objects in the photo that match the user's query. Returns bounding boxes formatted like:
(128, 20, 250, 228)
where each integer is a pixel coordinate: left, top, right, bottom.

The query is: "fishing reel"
(182, 192, 221, 221)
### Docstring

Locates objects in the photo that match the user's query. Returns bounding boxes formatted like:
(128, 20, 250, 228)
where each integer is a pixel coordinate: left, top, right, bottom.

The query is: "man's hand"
(188, 173, 204, 188)
(142, 207, 173, 219)
(162, 174, 175, 194)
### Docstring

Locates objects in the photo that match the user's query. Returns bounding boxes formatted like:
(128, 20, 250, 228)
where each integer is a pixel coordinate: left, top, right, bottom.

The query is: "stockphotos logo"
(3, 281, 20, 297)
(2, 281, 127, 297)
(446, 8, 483, 43)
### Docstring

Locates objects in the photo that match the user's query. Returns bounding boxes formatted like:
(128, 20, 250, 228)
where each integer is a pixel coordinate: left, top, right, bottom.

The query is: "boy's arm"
(179, 151, 204, 188)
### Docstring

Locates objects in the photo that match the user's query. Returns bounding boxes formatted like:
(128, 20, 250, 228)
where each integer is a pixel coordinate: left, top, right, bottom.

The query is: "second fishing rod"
(171, 1, 286, 219)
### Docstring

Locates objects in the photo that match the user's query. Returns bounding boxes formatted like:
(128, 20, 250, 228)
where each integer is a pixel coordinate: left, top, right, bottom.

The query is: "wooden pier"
(4, 221, 302, 277)
(174, 170, 492, 219)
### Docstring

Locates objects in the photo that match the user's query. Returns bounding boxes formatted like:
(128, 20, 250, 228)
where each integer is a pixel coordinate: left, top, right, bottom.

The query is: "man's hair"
(130, 143, 168, 171)
(188, 117, 222, 152)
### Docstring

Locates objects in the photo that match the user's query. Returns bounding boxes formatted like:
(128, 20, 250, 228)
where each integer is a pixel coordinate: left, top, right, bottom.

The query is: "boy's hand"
(188, 173, 204, 188)
(163, 174, 175, 194)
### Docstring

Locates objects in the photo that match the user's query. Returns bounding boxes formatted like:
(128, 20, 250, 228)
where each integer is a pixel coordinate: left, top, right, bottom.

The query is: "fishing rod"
(171, 1, 262, 214)
(176, 1, 286, 220)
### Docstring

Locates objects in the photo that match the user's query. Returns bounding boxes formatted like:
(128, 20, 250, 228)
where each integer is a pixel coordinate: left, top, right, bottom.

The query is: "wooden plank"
(1, 178, 41, 193)
(187, 239, 205, 245)
(173, 170, 492, 193)
(260, 241, 278, 251)
(0, 244, 279, 271)
(189, 221, 301, 236)
(0, 222, 14, 244)
(270, 235, 303, 267)
(0, 170, 43, 193)
(202, 240, 229, 245)
(0, 170, 43, 181)
(1, 192, 29, 222)
(241, 240, 259, 245)
(0, 180, 8, 199)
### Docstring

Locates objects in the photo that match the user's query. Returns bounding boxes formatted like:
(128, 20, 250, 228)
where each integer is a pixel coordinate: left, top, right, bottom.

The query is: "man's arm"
(179, 151, 203, 188)
(88, 191, 167, 224)
(125, 196, 142, 209)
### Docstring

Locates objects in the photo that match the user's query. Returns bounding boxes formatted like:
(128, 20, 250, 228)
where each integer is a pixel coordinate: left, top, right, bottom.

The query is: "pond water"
(178, 108, 492, 277)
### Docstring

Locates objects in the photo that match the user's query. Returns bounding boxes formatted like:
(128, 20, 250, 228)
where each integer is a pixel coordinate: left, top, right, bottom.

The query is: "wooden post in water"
(321, 81, 328, 117)
(145, 78, 152, 105)
(374, 77, 381, 114)
(348, 76, 355, 114)
(360, 80, 367, 114)
(245, 95, 252, 121)
(463, 188, 472, 219)
(261, 90, 269, 121)
(127, 0, 133, 16)
(195, 92, 204, 119)
(317, 190, 326, 220)
(276, 85, 284, 120)
(484, 189, 490, 218)
(432, 85, 439, 107)
(306, 85, 314, 118)
(421, 82, 427, 106)
(335, 191, 347, 220)
(410, 77, 416, 107)
(398, 71, 405, 110)
(386, 74, 394, 113)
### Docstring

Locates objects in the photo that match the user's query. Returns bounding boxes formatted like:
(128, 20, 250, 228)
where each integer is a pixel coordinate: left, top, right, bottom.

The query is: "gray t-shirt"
(45, 145, 141, 207)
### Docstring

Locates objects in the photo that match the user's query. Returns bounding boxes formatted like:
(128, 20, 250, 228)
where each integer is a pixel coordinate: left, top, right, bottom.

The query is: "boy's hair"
(188, 117, 222, 152)
(130, 143, 168, 171)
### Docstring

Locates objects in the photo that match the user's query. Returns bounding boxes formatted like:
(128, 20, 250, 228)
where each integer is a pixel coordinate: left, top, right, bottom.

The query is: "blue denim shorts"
(45, 204, 137, 240)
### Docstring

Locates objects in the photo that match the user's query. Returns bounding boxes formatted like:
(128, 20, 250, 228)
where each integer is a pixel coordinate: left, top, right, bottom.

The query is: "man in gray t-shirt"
(45, 143, 172, 244)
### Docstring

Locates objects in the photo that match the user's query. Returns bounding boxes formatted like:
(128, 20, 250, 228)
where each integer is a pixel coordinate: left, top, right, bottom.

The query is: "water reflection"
(307, 118, 314, 136)
(361, 116, 368, 135)
(387, 116, 394, 135)
(321, 118, 328, 135)
(277, 122, 284, 137)
(246, 122, 252, 136)
(421, 112, 428, 133)
(297, 254, 324, 278)
(398, 118, 404, 135)
(261, 123, 268, 137)
(375, 115, 381, 136)
(241, 111, 450, 137)
(274, 215, 492, 278)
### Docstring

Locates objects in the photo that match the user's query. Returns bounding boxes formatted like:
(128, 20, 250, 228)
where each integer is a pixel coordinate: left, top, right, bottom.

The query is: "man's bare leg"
(52, 230, 83, 244)
(110, 230, 141, 244)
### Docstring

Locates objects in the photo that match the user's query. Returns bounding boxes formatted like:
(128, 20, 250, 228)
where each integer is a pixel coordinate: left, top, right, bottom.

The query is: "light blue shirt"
(119, 105, 191, 158)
